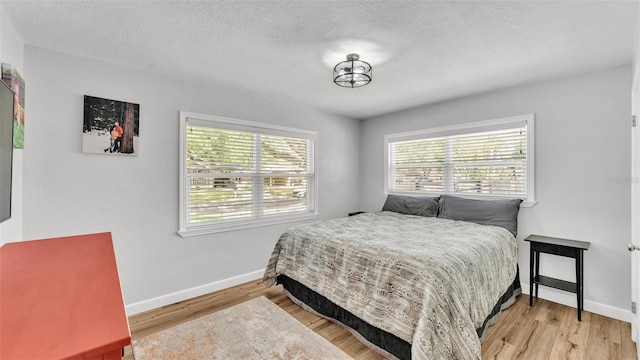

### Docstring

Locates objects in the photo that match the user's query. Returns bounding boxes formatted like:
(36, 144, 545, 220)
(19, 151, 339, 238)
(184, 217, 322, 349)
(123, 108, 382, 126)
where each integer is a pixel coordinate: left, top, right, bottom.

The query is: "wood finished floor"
(124, 279, 637, 360)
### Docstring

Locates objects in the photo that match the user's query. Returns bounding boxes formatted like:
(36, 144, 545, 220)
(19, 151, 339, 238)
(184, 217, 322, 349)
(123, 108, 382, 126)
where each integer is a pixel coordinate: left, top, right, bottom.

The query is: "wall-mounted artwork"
(2, 63, 25, 149)
(82, 95, 140, 155)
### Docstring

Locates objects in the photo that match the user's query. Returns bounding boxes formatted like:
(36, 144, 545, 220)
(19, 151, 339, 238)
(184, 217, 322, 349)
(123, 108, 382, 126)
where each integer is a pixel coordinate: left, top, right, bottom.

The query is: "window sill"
(178, 212, 319, 237)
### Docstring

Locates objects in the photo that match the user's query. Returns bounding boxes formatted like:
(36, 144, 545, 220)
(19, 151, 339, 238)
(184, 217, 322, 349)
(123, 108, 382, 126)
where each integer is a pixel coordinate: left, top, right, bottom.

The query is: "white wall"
(360, 65, 632, 320)
(22, 45, 361, 313)
(15, 34, 634, 321)
(0, 3, 24, 246)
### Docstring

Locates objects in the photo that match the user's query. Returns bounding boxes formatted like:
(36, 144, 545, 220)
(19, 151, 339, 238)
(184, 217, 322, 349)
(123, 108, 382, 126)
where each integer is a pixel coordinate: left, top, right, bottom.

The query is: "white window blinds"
(179, 112, 317, 236)
(385, 115, 535, 204)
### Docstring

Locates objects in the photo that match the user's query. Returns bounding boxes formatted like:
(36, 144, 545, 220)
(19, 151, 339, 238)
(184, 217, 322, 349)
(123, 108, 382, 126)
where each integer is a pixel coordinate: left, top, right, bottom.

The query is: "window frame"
(384, 114, 536, 207)
(179, 111, 318, 237)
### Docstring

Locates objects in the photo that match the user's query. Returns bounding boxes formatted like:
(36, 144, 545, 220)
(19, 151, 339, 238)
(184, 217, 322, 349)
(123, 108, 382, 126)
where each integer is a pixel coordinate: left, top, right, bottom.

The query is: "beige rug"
(132, 296, 352, 359)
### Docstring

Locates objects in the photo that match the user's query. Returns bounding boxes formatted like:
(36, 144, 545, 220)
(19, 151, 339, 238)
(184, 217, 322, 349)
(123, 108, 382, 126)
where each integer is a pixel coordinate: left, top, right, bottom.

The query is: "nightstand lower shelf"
(533, 275, 577, 293)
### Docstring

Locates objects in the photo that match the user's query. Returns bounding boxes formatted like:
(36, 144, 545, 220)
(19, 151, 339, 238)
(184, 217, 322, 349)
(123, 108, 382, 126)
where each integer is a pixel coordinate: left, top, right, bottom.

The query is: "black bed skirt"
(277, 266, 521, 360)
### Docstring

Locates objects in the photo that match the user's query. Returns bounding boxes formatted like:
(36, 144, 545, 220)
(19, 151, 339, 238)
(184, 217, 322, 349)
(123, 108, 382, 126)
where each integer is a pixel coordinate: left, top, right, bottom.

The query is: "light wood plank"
(622, 321, 638, 360)
(482, 339, 518, 360)
(497, 297, 543, 353)
(591, 313, 622, 343)
(534, 298, 567, 327)
(549, 305, 591, 360)
(586, 336, 622, 360)
(587, 313, 624, 360)
(514, 320, 559, 360)
(482, 292, 530, 344)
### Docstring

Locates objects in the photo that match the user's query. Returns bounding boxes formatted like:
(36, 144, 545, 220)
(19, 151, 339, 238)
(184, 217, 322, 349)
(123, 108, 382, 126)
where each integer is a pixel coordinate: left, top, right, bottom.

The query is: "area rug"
(132, 296, 352, 359)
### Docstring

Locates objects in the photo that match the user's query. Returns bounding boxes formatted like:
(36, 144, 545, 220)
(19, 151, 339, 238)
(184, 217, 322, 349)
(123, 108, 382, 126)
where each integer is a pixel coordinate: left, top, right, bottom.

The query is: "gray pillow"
(437, 195, 522, 236)
(382, 194, 439, 217)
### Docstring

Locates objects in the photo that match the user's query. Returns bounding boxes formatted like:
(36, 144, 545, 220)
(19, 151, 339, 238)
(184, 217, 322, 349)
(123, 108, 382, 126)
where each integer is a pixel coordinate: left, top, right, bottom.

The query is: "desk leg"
(576, 250, 583, 321)
(529, 245, 534, 306)
(529, 245, 535, 306)
(581, 250, 585, 311)
(534, 250, 540, 300)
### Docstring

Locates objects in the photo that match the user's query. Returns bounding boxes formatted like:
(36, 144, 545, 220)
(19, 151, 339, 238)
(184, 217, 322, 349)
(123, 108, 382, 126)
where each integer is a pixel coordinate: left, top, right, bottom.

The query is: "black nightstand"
(525, 234, 590, 321)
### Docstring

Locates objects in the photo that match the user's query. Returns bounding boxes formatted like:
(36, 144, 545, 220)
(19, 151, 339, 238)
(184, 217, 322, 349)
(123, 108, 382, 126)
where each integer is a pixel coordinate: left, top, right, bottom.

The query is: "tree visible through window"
(179, 112, 317, 236)
(386, 115, 534, 204)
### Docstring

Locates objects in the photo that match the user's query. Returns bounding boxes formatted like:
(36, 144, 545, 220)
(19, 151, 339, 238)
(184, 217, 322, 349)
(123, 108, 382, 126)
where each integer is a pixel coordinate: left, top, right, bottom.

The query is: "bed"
(263, 194, 522, 360)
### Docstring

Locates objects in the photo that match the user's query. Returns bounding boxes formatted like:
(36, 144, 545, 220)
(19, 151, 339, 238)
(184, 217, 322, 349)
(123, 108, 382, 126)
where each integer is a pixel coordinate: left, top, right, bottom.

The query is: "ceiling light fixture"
(333, 53, 372, 88)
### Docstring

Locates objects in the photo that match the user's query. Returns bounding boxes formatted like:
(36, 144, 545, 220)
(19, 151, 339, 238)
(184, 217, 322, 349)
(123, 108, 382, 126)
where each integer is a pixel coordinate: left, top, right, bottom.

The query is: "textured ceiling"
(3, 1, 639, 119)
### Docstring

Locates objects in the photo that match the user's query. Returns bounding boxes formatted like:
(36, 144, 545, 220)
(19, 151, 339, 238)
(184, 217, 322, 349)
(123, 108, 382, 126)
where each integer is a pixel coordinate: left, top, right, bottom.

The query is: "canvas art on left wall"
(82, 95, 140, 155)
(2, 63, 25, 149)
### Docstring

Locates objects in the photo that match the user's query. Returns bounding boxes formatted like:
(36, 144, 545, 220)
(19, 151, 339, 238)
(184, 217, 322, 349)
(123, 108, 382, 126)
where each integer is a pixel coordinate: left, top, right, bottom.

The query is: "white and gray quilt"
(263, 211, 518, 360)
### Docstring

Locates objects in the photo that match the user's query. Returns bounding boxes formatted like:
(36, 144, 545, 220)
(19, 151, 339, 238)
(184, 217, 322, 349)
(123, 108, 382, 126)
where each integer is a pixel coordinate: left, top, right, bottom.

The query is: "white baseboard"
(521, 282, 631, 323)
(125, 275, 631, 323)
(633, 311, 639, 343)
(125, 269, 265, 316)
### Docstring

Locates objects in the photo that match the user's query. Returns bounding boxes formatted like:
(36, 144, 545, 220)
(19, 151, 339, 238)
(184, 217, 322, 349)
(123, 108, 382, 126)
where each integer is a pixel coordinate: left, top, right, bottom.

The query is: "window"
(179, 112, 317, 236)
(385, 114, 535, 206)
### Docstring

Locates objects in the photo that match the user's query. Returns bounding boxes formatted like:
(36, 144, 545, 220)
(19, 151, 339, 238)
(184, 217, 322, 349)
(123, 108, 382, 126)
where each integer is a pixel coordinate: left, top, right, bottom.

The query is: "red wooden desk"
(0, 232, 131, 360)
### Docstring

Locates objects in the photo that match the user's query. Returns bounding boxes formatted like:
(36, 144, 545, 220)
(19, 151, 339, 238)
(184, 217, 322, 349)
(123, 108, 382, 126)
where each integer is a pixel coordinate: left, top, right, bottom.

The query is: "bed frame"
(277, 267, 521, 360)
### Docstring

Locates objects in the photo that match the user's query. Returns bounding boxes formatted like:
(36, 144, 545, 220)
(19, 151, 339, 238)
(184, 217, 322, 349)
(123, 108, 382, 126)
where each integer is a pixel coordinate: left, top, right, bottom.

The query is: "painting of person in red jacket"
(82, 95, 140, 155)
(113, 121, 124, 153)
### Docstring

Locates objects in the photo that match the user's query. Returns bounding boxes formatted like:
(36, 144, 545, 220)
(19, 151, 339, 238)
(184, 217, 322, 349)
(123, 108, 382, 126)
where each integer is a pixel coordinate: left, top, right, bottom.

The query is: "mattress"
(264, 211, 520, 359)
